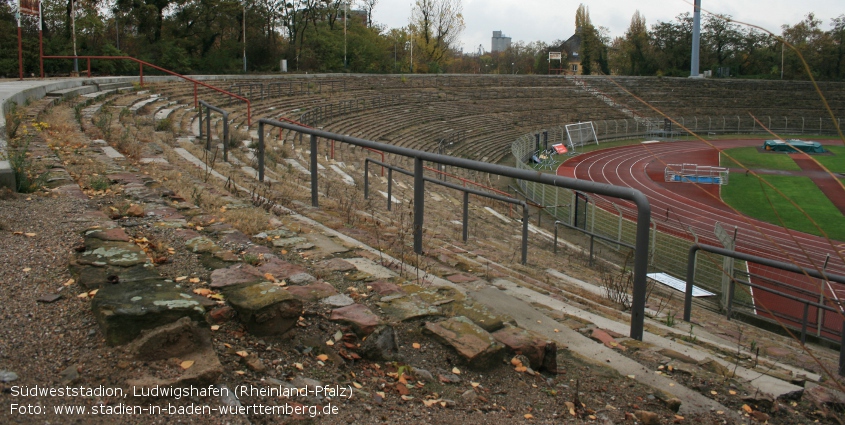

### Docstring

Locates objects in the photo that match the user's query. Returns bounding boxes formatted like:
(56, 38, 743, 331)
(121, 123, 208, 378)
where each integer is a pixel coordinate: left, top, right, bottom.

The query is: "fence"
(513, 132, 747, 299)
(527, 116, 843, 146)
(252, 118, 654, 341)
(684, 244, 845, 376)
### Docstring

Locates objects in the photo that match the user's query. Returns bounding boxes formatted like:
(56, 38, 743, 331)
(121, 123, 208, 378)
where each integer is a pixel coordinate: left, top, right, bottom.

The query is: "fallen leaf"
(263, 273, 276, 282)
(235, 370, 246, 375)
(193, 288, 212, 296)
(189, 277, 200, 283)
(352, 382, 362, 389)
(175, 276, 187, 282)
(88, 289, 98, 297)
(412, 343, 421, 349)
(294, 363, 304, 370)
(24, 232, 36, 237)
(423, 399, 439, 407)
(235, 351, 249, 358)
(64, 279, 75, 286)
(588, 415, 596, 420)
(13, 231, 23, 235)
(471, 382, 480, 388)
(742, 404, 753, 414)
(376, 391, 385, 399)
(511, 357, 523, 367)
(77, 292, 89, 299)
(326, 340, 335, 346)
(515, 366, 528, 373)
(396, 384, 410, 396)
(210, 325, 220, 331)
(209, 294, 224, 301)
(554, 329, 560, 333)
(400, 395, 414, 401)
(316, 354, 329, 362)
(180, 360, 194, 369)
(524, 413, 534, 419)
(452, 367, 461, 375)
(23, 268, 31, 272)
(334, 330, 343, 341)
(729, 390, 737, 395)
(627, 375, 635, 379)
(224, 343, 232, 348)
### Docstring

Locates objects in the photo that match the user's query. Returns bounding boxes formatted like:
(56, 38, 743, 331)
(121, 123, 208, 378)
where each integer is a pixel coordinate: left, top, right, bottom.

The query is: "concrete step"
(46, 85, 98, 99)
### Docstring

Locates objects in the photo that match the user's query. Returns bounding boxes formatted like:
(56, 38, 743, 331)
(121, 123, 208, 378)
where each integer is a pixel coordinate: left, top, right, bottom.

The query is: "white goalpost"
(565, 122, 599, 152)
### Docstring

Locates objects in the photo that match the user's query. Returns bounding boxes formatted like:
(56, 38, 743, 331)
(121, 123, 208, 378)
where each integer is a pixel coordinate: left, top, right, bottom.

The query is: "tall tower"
(690, 0, 702, 78)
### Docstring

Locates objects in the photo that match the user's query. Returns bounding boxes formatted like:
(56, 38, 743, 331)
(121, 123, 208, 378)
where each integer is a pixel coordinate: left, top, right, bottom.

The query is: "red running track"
(558, 140, 845, 338)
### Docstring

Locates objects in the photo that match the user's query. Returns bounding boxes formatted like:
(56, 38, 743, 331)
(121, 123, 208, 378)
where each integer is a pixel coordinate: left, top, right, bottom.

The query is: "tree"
(702, 14, 742, 70)
(571, 4, 609, 75)
(410, 0, 465, 72)
(621, 11, 653, 75)
(359, 0, 377, 27)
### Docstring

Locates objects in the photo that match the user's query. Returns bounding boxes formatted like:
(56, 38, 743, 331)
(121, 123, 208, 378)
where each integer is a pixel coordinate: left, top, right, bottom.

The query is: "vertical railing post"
(801, 303, 809, 344)
(387, 169, 393, 211)
(839, 319, 845, 376)
(222, 112, 229, 163)
(206, 107, 211, 151)
(198, 105, 203, 139)
(521, 204, 528, 265)
(629, 194, 652, 341)
(684, 245, 698, 322)
(413, 157, 425, 255)
(257, 121, 265, 182)
(310, 134, 318, 207)
(139, 63, 144, 86)
(87, 58, 91, 78)
(193, 84, 197, 108)
(363, 159, 370, 199)
(462, 191, 469, 242)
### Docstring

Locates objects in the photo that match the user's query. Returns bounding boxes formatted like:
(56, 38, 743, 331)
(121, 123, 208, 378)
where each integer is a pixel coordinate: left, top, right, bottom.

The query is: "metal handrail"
(41, 55, 251, 125)
(198, 100, 229, 162)
(257, 118, 654, 341)
(685, 243, 845, 376)
(364, 158, 529, 264)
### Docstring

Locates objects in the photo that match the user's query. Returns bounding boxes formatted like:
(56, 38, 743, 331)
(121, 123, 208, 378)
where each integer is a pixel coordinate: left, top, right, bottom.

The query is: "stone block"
(223, 282, 301, 336)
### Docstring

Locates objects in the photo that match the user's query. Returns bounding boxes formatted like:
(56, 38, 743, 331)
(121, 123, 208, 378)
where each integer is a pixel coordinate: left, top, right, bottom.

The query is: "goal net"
(565, 122, 598, 151)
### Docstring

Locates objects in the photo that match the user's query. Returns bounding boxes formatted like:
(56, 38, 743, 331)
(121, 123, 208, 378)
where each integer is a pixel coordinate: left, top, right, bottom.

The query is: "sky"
(372, 0, 843, 54)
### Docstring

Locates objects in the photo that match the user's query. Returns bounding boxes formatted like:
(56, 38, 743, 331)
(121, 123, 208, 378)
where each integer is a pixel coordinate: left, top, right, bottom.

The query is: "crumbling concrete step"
(97, 82, 134, 91)
(129, 95, 161, 113)
(46, 85, 98, 99)
(81, 89, 115, 100)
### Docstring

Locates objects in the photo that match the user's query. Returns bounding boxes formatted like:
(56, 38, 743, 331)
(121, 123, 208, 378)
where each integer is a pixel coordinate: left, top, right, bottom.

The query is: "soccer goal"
(565, 122, 599, 152)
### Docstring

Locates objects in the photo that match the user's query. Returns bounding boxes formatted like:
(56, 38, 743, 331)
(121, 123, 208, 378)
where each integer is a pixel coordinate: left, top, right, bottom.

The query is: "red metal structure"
(40, 55, 252, 125)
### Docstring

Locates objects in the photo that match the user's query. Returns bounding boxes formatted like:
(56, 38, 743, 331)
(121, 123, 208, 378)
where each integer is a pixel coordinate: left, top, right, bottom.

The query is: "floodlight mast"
(690, 0, 701, 78)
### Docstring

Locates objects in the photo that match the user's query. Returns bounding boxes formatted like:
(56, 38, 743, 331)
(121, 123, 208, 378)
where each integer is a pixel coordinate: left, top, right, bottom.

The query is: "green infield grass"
(721, 174, 845, 242)
(720, 147, 801, 171)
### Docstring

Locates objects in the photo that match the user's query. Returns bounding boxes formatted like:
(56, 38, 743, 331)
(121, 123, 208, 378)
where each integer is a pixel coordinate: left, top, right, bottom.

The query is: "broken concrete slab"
(91, 281, 207, 345)
(492, 325, 548, 370)
(343, 258, 398, 279)
(209, 264, 266, 288)
(286, 281, 339, 302)
(222, 282, 302, 336)
(330, 303, 381, 336)
(424, 316, 504, 370)
(78, 239, 148, 268)
(378, 296, 442, 322)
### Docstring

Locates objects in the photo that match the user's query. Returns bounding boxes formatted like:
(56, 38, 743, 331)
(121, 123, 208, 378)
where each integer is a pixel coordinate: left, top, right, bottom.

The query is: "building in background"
(492, 31, 511, 53)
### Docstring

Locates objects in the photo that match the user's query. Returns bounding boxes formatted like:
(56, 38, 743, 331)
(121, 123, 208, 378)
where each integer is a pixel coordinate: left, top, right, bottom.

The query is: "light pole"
(343, 1, 348, 70)
(72, 0, 78, 74)
(243, 0, 247, 73)
(690, 0, 701, 78)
